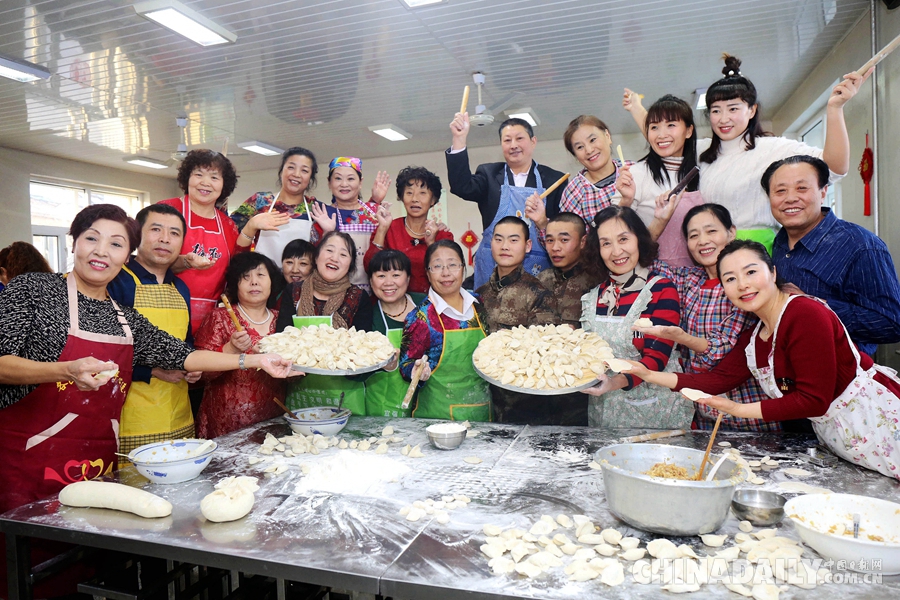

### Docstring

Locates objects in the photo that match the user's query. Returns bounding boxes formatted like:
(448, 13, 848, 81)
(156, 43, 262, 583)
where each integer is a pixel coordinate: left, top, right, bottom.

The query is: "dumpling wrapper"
(604, 358, 633, 373)
(633, 318, 653, 328)
(681, 387, 712, 401)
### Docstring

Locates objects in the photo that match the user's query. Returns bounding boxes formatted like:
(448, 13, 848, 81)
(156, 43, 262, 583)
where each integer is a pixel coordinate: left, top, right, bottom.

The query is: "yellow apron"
(119, 266, 193, 451)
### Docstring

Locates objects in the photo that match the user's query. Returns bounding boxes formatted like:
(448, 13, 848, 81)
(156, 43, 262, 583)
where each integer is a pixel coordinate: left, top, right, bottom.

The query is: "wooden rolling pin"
(858, 32, 900, 75)
(460, 85, 470, 114)
(271, 396, 300, 420)
(539, 173, 570, 199)
(400, 360, 426, 410)
(220, 294, 243, 332)
(620, 429, 688, 444)
(696, 413, 724, 480)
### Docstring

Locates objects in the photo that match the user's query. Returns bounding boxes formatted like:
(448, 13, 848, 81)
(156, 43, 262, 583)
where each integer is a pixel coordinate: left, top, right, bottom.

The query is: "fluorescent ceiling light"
(0, 54, 50, 82)
(694, 88, 707, 110)
(368, 125, 411, 142)
(505, 108, 540, 127)
(124, 156, 169, 169)
(134, 1, 237, 46)
(400, 0, 445, 8)
(237, 141, 283, 156)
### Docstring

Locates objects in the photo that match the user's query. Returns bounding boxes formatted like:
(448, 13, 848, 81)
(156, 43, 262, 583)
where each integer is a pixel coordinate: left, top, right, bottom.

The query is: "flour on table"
(294, 450, 410, 495)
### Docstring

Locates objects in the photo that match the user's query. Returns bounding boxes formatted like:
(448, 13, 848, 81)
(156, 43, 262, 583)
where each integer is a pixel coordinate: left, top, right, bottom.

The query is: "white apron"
(254, 192, 313, 265)
(746, 295, 900, 480)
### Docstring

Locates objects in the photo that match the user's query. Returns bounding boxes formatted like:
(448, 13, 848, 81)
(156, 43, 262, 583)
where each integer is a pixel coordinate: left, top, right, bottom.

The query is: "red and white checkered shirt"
(653, 260, 782, 432)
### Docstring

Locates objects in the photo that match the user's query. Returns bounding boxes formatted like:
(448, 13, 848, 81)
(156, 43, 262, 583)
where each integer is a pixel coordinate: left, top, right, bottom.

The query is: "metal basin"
(595, 443, 748, 536)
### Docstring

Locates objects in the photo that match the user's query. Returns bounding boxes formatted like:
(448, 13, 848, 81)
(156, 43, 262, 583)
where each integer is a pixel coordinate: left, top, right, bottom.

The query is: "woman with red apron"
(231, 147, 320, 262)
(158, 149, 241, 335)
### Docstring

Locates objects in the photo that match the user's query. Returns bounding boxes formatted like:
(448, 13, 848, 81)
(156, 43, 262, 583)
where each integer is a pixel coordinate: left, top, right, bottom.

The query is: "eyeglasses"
(427, 263, 463, 273)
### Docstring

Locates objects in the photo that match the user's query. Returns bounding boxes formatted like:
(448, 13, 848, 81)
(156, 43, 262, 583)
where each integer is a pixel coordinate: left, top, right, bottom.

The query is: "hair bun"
(721, 53, 742, 77)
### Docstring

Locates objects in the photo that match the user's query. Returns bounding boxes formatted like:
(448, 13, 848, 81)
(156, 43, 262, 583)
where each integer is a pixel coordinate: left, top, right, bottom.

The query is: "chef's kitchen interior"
(2, 1, 900, 599)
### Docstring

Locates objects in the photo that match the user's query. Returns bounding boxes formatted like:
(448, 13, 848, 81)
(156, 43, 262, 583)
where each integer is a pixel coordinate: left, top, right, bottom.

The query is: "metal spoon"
(338, 391, 345, 412)
(853, 513, 861, 539)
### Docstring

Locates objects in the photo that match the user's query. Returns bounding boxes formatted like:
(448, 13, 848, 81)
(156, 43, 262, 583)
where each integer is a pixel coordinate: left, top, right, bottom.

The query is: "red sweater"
(676, 296, 900, 422)
(362, 218, 453, 294)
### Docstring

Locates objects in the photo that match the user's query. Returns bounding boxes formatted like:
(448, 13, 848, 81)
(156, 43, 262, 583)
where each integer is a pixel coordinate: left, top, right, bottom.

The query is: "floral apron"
(473, 165, 550, 288)
(580, 278, 692, 429)
(747, 295, 900, 480)
(254, 192, 313, 265)
(0, 275, 134, 513)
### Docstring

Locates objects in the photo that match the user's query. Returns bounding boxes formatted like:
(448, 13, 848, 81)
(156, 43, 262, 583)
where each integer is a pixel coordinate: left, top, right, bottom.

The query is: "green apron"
(413, 311, 491, 422)
(286, 315, 366, 415)
(364, 300, 412, 417)
(580, 277, 693, 429)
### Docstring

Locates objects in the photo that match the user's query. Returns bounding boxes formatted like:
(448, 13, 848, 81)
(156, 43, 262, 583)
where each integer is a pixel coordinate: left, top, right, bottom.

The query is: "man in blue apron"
(446, 115, 567, 288)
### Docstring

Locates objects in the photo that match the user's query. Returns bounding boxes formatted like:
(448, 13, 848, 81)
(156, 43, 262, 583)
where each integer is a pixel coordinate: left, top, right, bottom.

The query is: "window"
(29, 180, 147, 272)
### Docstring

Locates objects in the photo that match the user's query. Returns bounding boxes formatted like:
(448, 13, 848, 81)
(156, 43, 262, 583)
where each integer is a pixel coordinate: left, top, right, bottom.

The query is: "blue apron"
(473, 165, 551, 289)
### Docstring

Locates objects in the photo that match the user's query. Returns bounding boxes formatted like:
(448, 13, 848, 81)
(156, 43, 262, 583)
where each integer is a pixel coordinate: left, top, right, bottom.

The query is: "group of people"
(3, 52, 900, 532)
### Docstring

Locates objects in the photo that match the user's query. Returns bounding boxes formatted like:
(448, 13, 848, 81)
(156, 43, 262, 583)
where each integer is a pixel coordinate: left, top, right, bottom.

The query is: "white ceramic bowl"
(128, 439, 217, 484)
(785, 493, 900, 574)
(426, 423, 467, 450)
(284, 407, 351, 436)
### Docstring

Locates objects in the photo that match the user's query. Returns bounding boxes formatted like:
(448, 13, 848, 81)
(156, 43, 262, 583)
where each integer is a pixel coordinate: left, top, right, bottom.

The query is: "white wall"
(228, 131, 652, 242)
(0, 146, 180, 247)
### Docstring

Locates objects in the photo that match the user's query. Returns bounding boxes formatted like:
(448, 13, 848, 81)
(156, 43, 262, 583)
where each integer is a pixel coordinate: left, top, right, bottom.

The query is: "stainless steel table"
(3, 418, 900, 599)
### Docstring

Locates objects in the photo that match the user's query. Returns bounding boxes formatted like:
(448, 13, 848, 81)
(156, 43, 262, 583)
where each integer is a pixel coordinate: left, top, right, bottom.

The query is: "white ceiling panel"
(0, 0, 870, 174)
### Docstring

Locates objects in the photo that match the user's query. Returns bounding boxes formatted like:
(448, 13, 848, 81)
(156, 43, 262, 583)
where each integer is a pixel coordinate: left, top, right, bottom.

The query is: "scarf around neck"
(298, 270, 352, 329)
(598, 264, 650, 315)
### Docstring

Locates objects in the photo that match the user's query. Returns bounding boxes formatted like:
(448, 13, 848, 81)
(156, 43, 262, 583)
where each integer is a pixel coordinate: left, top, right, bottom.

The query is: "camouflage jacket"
(537, 263, 600, 328)
(476, 266, 559, 333)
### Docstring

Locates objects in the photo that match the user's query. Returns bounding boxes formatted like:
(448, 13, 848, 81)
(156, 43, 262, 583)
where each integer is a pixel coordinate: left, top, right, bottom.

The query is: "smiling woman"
(158, 149, 244, 335)
(0, 204, 294, 515)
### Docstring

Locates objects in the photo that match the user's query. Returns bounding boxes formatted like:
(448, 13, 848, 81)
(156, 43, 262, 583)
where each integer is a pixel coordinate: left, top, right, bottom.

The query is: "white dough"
(489, 556, 516, 575)
(633, 317, 653, 328)
(577, 533, 605, 545)
(647, 538, 680, 559)
(750, 476, 766, 484)
(552, 533, 572, 546)
(514, 561, 542, 578)
(632, 560, 653, 584)
(599, 560, 625, 586)
(604, 358, 633, 373)
(464, 456, 482, 464)
(382, 425, 394, 436)
(357, 440, 371, 452)
(560, 543, 580, 555)
(718, 441, 732, 447)
(200, 476, 259, 523)
(662, 582, 701, 593)
(619, 536, 640, 550)
(594, 543, 618, 556)
(401, 444, 411, 456)
(601, 528, 623, 545)
(338, 440, 349, 449)
(700, 533, 728, 548)
(619, 548, 647, 561)
(484, 524, 503, 537)
(408, 445, 425, 458)
(529, 520, 555, 536)
(399, 506, 411, 516)
(59, 481, 172, 518)
(739, 520, 754, 532)
(556, 514, 573, 528)
(375, 443, 389, 454)
(435, 511, 450, 525)
(480, 543, 505, 559)
(681, 387, 711, 401)
(677, 544, 699, 559)
(781, 467, 812, 478)
(716, 546, 741, 560)
(248, 456, 260, 465)
(588, 461, 603, 470)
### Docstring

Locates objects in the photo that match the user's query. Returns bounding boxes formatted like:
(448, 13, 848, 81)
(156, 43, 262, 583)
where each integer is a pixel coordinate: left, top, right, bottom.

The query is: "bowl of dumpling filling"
(595, 443, 749, 536)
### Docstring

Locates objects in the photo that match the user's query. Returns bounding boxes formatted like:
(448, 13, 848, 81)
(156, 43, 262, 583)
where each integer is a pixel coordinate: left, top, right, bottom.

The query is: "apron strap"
(66, 274, 133, 340)
(266, 191, 281, 214)
(504, 162, 543, 188)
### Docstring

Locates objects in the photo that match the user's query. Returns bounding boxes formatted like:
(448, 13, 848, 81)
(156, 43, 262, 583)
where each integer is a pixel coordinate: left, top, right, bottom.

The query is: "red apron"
(0, 275, 134, 514)
(176, 195, 232, 334)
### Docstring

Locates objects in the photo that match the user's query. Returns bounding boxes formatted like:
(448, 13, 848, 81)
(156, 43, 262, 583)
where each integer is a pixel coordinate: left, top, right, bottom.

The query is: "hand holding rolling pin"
(524, 193, 548, 230)
(827, 68, 873, 109)
(449, 112, 470, 151)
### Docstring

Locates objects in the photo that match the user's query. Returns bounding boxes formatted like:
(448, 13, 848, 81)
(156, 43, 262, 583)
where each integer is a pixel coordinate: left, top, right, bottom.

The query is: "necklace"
(405, 217, 425, 237)
(238, 303, 271, 325)
(383, 295, 410, 319)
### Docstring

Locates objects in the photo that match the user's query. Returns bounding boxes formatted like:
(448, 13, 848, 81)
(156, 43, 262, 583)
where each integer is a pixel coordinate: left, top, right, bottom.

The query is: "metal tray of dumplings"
(291, 354, 394, 376)
(472, 360, 599, 396)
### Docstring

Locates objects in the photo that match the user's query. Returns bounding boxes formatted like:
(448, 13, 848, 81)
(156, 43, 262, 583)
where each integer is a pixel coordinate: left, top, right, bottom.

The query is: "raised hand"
(310, 201, 338, 233)
(524, 192, 548, 230)
(371, 170, 392, 204)
(615, 163, 635, 205)
(449, 111, 470, 150)
(828, 68, 873, 109)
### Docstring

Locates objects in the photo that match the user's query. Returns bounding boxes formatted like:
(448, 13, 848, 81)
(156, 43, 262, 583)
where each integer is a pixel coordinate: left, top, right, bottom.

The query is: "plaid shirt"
(538, 161, 631, 245)
(653, 260, 781, 432)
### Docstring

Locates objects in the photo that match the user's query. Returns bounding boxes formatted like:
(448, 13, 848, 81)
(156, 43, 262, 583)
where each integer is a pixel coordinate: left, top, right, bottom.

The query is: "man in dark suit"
(446, 114, 566, 288)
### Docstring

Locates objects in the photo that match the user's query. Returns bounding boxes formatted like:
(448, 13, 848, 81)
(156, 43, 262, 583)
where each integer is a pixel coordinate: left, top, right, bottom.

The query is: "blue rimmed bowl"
(128, 439, 217, 484)
(284, 407, 351, 436)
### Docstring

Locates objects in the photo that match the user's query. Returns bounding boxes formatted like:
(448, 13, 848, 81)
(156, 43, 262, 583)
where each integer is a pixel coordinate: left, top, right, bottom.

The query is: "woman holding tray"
(276, 231, 373, 415)
(579, 206, 693, 429)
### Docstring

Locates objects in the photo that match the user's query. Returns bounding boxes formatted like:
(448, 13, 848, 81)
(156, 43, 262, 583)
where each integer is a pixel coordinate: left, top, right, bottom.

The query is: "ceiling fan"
(468, 72, 524, 128)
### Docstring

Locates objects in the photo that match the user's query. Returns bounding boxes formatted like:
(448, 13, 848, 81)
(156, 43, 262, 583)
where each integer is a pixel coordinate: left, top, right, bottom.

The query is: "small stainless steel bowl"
(425, 424, 467, 450)
(731, 489, 787, 525)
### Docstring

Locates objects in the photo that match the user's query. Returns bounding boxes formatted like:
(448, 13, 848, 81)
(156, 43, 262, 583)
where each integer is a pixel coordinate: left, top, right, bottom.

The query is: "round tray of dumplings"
(472, 324, 614, 395)
(258, 325, 396, 376)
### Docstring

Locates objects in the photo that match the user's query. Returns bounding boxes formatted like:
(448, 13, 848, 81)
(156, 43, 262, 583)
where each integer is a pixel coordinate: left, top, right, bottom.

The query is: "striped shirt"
(773, 208, 900, 356)
(595, 275, 679, 390)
